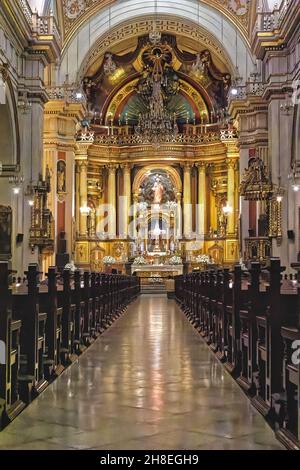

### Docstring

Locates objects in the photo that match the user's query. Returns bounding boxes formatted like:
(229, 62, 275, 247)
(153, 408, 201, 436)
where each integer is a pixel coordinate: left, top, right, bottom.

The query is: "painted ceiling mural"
(62, 0, 251, 38)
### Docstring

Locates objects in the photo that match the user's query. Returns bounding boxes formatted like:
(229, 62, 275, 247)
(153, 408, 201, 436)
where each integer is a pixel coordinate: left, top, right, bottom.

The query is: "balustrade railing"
(18, 0, 61, 44)
(256, 0, 293, 32)
(90, 129, 237, 146)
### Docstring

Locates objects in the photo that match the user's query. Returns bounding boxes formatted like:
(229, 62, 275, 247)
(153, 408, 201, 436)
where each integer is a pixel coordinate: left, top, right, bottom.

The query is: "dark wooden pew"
(12, 264, 48, 404)
(276, 262, 300, 450)
(0, 263, 25, 428)
(0, 266, 140, 430)
(58, 268, 77, 365)
(39, 267, 64, 380)
(175, 260, 300, 449)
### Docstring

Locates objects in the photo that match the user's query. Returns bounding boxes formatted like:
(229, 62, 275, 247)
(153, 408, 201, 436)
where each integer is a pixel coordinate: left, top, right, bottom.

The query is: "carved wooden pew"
(176, 262, 300, 449)
(58, 268, 77, 365)
(91, 272, 100, 338)
(215, 269, 231, 362)
(39, 267, 64, 380)
(276, 262, 300, 450)
(224, 266, 242, 376)
(0, 263, 25, 429)
(12, 264, 48, 404)
(71, 270, 86, 355)
(235, 263, 269, 395)
(252, 260, 286, 417)
(82, 271, 94, 346)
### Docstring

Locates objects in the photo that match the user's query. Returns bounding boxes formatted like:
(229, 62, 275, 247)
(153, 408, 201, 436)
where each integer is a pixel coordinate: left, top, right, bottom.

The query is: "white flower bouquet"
(195, 254, 211, 264)
(102, 256, 116, 265)
(169, 256, 182, 265)
(133, 256, 147, 265)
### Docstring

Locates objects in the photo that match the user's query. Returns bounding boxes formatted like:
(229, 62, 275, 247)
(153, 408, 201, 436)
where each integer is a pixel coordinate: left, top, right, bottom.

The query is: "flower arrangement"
(102, 256, 116, 265)
(195, 254, 211, 264)
(168, 256, 183, 265)
(64, 261, 76, 272)
(239, 258, 247, 271)
(133, 256, 147, 265)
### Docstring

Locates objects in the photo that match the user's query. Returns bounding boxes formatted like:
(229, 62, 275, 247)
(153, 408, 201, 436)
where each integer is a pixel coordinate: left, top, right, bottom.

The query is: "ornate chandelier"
(135, 35, 179, 145)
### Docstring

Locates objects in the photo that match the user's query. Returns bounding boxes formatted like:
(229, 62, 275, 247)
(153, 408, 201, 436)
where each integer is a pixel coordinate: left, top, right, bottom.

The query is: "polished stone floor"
(0, 295, 284, 450)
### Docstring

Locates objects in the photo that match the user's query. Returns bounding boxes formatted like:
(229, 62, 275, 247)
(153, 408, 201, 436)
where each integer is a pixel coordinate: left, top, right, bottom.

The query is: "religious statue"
(57, 160, 66, 194)
(152, 180, 164, 204)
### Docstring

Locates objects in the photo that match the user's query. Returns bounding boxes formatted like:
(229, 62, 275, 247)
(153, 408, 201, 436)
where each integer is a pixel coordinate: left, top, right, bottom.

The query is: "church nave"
(0, 296, 283, 451)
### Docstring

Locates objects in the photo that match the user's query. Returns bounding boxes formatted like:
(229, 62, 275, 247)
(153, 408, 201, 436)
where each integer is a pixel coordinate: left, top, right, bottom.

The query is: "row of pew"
(0, 263, 140, 430)
(175, 259, 300, 450)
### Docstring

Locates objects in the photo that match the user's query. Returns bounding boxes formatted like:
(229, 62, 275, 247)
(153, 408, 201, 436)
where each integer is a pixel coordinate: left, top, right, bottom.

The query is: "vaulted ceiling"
(58, 0, 255, 86)
(59, 1, 255, 46)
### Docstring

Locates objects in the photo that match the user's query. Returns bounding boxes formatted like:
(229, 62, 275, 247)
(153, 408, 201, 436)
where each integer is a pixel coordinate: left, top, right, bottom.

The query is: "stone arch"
(0, 70, 20, 168)
(133, 165, 182, 197)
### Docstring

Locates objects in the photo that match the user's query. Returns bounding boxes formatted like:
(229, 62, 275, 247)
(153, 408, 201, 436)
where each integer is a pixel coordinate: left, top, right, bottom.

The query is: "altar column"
(107, 164, 117, 239)
(132, 193, 139, 240)
(176, 192, 182, 239)
(96, 166, 104, 237)
(227, 159, 237, 236)
(183, 163, 193, 238)
(197, 162, 207, 237)
(79, 161, 88, 237)
(122, 163, 131, 238)
(75, 162, 80, 236)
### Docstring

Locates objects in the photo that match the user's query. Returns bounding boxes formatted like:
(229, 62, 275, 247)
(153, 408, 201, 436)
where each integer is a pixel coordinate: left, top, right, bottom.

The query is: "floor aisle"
(0, 296, 284, 450)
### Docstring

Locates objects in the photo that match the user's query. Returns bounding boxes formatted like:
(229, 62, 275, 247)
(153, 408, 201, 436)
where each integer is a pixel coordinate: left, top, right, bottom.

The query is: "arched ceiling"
(60, 1, 253, 45)
(58, 1, 255, 86)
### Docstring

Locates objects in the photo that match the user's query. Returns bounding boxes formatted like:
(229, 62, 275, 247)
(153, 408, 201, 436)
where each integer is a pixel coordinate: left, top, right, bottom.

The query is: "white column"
(183, 163, 193, 238)
(197, 162, 206, 238)
(107, 164, 117, 239)
(120, 163, 131, 238)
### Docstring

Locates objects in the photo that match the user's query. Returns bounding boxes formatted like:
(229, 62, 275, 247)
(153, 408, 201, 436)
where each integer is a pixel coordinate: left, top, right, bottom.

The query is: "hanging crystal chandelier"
(135, 35, 179, 145)
(103, 53, 117, 77)
(103, 6, 117, 77)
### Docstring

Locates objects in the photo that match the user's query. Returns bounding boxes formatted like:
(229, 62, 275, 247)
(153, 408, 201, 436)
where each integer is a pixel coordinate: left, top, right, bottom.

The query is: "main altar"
(69, 32, 239, 273)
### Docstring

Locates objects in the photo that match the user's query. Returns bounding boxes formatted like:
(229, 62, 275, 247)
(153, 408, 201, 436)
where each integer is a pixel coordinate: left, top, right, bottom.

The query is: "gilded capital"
(226, 159, 238, 171)
(196, 161, 207, 171)
(107, 163, 118, 172)
(120, 163, 132, 173)
(182, 162, 193, 172)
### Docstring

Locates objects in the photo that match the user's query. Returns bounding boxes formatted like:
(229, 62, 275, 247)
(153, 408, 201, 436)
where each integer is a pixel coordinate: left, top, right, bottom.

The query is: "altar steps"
(141, 284, 167, 294)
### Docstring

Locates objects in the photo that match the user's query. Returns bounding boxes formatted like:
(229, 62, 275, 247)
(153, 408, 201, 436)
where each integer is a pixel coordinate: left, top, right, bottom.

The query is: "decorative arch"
(59, 3, 255, 85)
(105, 76, 209, 125)
(133, 165, 182, 196)
(61, 0, 251, 47)
(0, 66, 20, 169)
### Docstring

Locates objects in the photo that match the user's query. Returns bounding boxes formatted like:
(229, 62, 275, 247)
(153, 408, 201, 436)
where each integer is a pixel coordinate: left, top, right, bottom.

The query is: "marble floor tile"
(0, 296, 284, 450)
